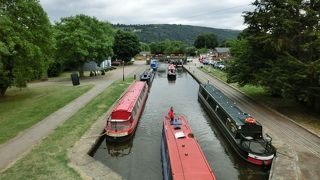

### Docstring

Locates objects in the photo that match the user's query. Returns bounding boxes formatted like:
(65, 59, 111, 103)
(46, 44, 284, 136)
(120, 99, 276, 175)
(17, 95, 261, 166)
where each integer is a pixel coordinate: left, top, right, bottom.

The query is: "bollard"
(207, 80, 209, 84)
(134, 74, 136, 80)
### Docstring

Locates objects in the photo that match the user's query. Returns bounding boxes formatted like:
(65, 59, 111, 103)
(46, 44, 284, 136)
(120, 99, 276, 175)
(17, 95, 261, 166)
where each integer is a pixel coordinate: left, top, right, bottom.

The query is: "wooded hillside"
(113, 24, 240, 45)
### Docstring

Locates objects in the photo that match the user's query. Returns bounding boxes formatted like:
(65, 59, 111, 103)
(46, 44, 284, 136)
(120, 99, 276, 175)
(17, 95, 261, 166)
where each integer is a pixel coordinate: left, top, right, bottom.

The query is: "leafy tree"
(185, 47, 197, 56)
(0, 0, 54, 96)
(194, 33, 218, 49)
(228, 0, 320, 109)
(55, 15, 114, 76)
(113, 30, 141, 62)
(140, 42, 150, 52)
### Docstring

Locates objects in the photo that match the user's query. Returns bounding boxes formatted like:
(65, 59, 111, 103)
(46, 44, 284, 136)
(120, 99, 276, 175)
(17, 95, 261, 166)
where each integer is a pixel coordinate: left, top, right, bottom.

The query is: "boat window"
(207, 95, 216, 108)
(199, 86, 208, 99)
(110, 121, 131, 131)
(226, 118, 237, 135)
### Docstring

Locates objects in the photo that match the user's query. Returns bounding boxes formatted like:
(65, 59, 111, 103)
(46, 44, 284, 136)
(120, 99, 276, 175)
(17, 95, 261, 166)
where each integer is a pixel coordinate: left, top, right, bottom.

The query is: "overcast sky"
(39, 0, 255, 30)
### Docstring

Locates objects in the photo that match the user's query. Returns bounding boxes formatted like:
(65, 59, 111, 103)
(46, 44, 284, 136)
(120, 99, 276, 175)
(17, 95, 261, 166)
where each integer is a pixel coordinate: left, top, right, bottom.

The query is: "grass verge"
(0, 78, 133, 179)
(199, 65, 320, 136)
(0, 85, 93, 144)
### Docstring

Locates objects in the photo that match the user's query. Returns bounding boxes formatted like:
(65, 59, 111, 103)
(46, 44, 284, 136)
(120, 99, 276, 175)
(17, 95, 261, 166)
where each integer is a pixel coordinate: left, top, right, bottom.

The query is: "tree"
(0, 0, 54, 96)
(113, 30, 141, 62)
(194, 33, 218, 49)
(228, 0, 320, 109)
(140, 42, 150, 52)
(55, 15, 114, 76)
(185, 47, 197, 56)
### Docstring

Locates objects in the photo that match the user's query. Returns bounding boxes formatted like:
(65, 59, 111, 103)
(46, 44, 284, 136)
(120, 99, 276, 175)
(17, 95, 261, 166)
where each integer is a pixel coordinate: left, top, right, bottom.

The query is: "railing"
(240, 133, 273, 154)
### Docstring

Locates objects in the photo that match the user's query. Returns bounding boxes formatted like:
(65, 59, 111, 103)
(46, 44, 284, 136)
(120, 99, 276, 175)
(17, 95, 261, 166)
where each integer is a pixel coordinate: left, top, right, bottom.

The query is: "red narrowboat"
(167, 64, 176, 80)
(161, 115, 216, 180)
(105, 81, 148, 142)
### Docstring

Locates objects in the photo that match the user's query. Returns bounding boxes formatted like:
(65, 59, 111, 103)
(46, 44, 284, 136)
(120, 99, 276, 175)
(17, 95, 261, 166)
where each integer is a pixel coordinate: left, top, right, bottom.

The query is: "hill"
(113, 24, 240, 46)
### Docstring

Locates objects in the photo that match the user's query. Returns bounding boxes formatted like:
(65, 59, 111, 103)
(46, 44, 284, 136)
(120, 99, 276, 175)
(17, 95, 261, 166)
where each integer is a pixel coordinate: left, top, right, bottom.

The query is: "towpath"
(0, 61, 147, 172)
(184, 63, 320, 180)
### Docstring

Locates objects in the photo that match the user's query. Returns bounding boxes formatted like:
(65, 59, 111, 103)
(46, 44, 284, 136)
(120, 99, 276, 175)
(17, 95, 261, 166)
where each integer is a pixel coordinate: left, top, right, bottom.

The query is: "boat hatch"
(170, 119, 182, 129)
(175, 131, 185, 139)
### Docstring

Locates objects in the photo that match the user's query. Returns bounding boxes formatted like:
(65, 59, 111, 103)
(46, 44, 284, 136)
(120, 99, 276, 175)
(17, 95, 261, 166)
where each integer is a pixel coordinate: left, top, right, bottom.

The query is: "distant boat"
(167, 64, 176, 80)
(150, 59, 158, 71)
(161, 115, 216, 180)
(198, 84, 276, 166)
(105, 81, 148, 142)
(139, 69, 154, 86)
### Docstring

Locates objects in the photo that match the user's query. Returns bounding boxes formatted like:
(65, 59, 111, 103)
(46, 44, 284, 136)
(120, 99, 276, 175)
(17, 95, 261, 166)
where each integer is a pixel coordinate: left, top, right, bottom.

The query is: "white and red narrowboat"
(167, 64, 176, 80)
(105, 81, 148, 142)
(161, 115, 216, 180)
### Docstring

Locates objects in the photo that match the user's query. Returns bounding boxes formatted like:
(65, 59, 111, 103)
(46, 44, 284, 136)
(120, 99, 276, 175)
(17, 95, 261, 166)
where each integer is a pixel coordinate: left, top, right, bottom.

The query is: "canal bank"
(92, 65, 269, 180)
(183, 64, 320, 180)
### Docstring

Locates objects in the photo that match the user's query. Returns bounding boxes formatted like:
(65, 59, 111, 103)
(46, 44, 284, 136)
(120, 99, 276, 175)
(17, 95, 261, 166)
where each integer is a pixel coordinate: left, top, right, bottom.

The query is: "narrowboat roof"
(164, 115, 216, 180)
(113, 81, 146, 113)
(200, 84, 260, 126)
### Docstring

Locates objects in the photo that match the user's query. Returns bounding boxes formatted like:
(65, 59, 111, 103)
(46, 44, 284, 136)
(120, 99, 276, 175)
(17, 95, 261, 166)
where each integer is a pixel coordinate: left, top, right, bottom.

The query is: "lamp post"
(122, 60, 125, 81)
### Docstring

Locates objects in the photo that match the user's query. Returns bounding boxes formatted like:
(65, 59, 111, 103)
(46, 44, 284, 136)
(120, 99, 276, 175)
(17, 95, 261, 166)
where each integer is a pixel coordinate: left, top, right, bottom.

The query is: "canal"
(93, 64, 269, 180)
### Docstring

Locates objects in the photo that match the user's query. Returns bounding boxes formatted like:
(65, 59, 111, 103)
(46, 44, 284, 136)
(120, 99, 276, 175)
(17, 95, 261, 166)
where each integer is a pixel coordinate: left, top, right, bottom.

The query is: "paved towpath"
(184, 62, 320, 180)
(0, 61, 147, 172)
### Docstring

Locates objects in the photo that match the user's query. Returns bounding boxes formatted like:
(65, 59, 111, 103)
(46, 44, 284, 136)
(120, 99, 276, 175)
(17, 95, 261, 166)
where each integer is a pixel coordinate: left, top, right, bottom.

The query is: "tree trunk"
(79, 70, 84, 77)
(0, 86, 8, 97)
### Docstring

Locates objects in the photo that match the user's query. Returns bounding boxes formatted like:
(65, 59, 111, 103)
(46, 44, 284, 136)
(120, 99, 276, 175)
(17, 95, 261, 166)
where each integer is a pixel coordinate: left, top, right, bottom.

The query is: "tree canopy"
(194, 33, 218, 49)
(227, 0, 320, 109)
(149, 40, 187, 55)
(113, 30, 141, 62)
(0, 0, 54, 96)
(55, 14, 114, 76)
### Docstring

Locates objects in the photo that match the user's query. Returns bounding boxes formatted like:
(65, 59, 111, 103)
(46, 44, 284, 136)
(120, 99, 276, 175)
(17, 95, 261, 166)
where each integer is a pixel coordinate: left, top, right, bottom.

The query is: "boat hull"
(161, 115, 216, 180)
(105, 82, 148, 142)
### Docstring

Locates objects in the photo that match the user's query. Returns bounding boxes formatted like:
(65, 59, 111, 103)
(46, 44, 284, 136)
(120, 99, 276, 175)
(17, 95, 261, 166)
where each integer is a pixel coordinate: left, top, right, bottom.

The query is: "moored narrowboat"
(150, 59, 158, 71)
(198, 84, 276, 166)
(105, 81, 148, 142)
(167, 64, 176, 80)
(139, 69, 154, 86)
(161, 115, 216, 180)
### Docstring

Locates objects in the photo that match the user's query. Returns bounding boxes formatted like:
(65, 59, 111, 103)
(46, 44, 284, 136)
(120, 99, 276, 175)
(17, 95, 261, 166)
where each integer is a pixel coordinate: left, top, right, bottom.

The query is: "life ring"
(245, 117, 256, 124)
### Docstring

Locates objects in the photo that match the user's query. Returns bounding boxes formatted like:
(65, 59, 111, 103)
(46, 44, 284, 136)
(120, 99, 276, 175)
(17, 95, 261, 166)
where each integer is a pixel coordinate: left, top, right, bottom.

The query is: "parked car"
(213, 61, 225, 70)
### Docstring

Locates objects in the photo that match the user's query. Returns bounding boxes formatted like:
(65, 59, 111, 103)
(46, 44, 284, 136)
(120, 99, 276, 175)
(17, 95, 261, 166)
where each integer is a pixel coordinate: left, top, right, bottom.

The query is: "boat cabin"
(106, 81, 148, 135)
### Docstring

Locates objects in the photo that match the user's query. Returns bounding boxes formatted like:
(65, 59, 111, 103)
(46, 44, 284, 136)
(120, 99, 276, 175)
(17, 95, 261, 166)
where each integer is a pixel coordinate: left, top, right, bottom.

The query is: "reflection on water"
(93, 64, 269, 180)
(106, 139, 133, 157)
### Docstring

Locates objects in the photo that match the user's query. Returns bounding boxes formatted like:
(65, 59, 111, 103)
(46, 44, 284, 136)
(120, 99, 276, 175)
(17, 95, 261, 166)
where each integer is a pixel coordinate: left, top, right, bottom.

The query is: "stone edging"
(67, 84, 134, 180)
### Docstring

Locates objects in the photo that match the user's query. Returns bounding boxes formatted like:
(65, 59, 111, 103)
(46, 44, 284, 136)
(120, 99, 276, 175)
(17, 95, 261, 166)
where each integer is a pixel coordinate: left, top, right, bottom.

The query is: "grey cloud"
(40, 0, 254, 29)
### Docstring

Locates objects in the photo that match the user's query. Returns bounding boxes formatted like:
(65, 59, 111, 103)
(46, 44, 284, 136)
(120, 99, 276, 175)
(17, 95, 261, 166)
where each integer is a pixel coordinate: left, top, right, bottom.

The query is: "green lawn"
(0, 78, 133, 179)
(0, 85, 93, 144)
(200, 66, 228, 81)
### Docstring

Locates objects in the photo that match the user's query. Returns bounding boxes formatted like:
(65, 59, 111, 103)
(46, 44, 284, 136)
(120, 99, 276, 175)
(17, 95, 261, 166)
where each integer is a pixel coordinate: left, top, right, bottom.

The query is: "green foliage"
(194, 33, 218, 49)
(140, 42, 150, 52)
(55, 15, 114, 73)
(185, 46, 197, 56)
(113, 30, 141, 62)
(149, 39, 186, 55)
(0, 0, 54, 96)
(114, 24, 240, 46)
(228, 0, 320, 108)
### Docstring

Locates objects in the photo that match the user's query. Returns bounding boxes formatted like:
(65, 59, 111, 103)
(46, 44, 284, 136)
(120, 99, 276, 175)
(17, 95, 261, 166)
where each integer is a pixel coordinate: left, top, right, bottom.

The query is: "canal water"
(93, 64, 269, 180)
